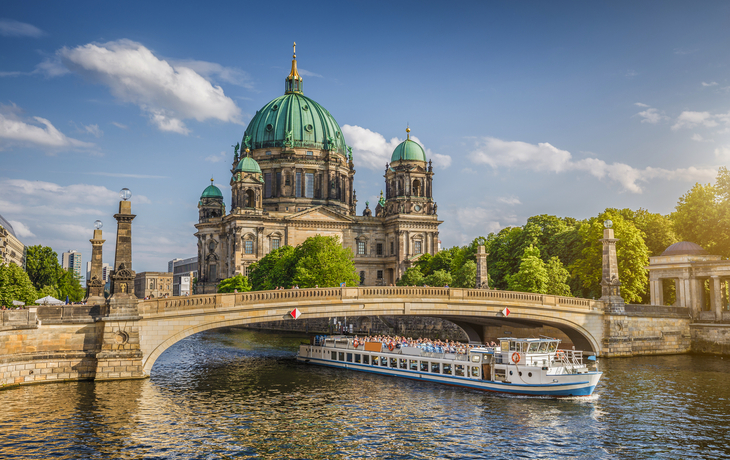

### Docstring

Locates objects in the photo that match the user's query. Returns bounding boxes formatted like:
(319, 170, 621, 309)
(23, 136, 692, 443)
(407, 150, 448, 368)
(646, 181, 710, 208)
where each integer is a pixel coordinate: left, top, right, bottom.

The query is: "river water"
(1, 328, 730, 459)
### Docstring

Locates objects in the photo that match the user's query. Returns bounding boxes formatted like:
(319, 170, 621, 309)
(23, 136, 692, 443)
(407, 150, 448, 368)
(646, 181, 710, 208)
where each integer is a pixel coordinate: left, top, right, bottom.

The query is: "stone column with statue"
(96, 188, 144, 381)
(85, 219, 106, 304)
(599, 219, 625, 312)
(475, 244, 490, 289)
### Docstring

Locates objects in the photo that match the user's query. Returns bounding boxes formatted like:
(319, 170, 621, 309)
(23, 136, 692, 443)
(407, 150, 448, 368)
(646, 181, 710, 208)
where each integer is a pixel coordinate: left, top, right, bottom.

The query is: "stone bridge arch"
(137, 287, 606, 375)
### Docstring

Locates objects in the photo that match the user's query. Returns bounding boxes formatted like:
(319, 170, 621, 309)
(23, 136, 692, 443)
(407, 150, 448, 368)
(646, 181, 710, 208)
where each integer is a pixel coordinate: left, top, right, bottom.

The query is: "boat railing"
(555, 350, 583, 371)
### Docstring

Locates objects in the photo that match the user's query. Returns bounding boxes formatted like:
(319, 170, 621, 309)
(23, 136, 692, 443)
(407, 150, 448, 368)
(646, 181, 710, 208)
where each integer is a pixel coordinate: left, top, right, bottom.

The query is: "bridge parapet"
(138, 287, 604, 316)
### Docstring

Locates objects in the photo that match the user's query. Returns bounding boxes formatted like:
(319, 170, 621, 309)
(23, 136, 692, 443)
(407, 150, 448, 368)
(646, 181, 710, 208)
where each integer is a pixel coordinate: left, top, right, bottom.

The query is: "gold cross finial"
(210, 178, 214, 184)
(406, 124, 411, 140)
(293, 42, 296, 58)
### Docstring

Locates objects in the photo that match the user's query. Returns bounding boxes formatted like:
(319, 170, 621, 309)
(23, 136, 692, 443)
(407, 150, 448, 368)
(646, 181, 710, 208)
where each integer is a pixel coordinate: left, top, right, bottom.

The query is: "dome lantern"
(201, 178, 224, 200)
(285, 42, 303, 95)
(390, 126, 427, 163)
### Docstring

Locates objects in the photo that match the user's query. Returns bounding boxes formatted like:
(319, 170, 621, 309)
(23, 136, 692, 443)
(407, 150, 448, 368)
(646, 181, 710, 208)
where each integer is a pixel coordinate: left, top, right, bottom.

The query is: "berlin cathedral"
(195, 45, 441, 293)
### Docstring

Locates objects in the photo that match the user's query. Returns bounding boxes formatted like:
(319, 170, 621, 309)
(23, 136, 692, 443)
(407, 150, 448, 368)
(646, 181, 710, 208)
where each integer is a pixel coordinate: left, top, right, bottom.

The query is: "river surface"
(1, 329, 730, 459)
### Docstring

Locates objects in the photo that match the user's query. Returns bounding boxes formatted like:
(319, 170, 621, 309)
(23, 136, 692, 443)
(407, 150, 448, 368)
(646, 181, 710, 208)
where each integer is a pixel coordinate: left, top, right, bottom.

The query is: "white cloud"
(83, 124, 103, 137)
(341, 124, 452, 171)
(469, 136, 717, 194)
(634, 102, 650, 108)
(89, 172, 168, 180)
(169, 59, 253, 89)
(636, 108, 668, 124)
(716, 146, 730, 162)
(497, 196, 521, 205)
(298, 69, 323, 78)
(692, 134, 712, 142)
(111, 122, 127, 129)
(58, 39, 242, 134)
(0, 19, 44, 38)
(625, 69, 638, 78)
(702, 81, 718, 87)
(205, 151, 228, 163)
(0, 57, 69, 78)
(672, 111, 718, 130)
(7, 220, 34, 238)
(0, 104, 94, 150)
(674, 48, 697, 55)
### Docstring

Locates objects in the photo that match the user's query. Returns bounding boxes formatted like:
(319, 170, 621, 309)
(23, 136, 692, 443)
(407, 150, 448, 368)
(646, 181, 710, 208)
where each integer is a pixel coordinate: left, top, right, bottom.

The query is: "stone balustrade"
(0, 308, 38, 332)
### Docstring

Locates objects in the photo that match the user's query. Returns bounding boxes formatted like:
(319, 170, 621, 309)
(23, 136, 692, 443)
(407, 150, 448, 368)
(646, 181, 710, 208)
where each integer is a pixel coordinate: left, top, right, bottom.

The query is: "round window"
(265, 124, 273, 132)
(414, 205, 421, 212)
(336, 131, 341, 138)
(302, 105, 309, 111)
(528, 372, 533, 378)
(271, 104, 278, 111)
(305, 124, 313, 132)
(509, 370, 513, 376)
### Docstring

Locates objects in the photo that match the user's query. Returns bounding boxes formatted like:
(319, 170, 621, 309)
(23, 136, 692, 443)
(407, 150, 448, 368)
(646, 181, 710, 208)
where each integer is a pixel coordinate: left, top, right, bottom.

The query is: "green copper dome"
(201, 180, 223, 200)
(242, 93, 347, 156)
(235, 155, 262, 174)
(391, 138, 427, 163)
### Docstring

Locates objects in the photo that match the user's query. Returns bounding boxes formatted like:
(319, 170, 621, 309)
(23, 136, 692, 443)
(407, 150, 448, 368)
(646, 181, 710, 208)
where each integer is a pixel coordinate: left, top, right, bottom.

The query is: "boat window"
(501, 341, 509, 351)
(509, 341, 519, 352)
(471, 355, 481, 363)
(470, 366, 480, 378)
(363, 355, 369, 365)
(331, 351, 337, 360)
(528, 343, 540, 353)
(346, 353, 352, 362)
(455, 364, 465, 377)
(538, 342, 549, 353)
(399, 359, 407, 369)
(390, 358, 398, 368)
(420, 361, 429, 372)
(521, 342, 529, 353)
(380, 357, 387, 366)
(548, 342, 558, 353)
(409, 360, 418, 370)
(442, 363, 452, 375)
(354, 354, 361, 363)
(431, 362, 440, 373)
(339, 352, 345, 361)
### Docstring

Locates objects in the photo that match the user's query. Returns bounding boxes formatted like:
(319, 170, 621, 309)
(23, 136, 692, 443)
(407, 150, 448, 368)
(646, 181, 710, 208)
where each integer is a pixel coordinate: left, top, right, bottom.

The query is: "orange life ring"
(388, 342, 395, 351)
(353, 339, 359, 348)
(511, 352, 521, 364)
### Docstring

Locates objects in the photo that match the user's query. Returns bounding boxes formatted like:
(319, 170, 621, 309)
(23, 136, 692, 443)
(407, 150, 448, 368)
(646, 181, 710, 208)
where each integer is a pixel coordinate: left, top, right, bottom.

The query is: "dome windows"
(305, 124, 313, 132)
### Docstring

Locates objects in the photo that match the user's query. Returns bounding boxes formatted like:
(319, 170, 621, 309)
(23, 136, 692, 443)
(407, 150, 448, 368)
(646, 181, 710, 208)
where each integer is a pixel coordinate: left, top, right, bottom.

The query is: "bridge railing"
(138, 286, 602, 315)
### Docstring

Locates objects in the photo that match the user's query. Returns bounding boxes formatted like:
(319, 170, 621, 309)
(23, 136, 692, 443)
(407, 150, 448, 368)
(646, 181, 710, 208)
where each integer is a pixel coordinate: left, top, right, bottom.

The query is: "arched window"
(359, 271, 365, 285)
(413, 179, 421, 197)
(245, 189, 255, 208)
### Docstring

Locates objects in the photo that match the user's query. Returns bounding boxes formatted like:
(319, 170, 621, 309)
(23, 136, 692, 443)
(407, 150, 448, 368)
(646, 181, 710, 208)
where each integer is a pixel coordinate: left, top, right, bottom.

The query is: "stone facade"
(134, 272, 173, 299)
(0, 215, 24, 268)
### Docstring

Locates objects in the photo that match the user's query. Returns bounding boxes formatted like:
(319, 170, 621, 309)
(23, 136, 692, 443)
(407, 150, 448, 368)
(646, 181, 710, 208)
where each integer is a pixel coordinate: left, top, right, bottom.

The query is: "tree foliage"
(425, 269, 452, 287)
(0, 263, 38, 306)
(570, 211, 649, 303)
(545, 256, 571, 296)
(452, 260, 476, 288)
(217, 274, 252, 293)
(57, 268, 85, 302)
(507, 245, 548, 294)
(25, 245, 60, 291)
(396, 267, 424, 286)
(248, 236, 358, 290)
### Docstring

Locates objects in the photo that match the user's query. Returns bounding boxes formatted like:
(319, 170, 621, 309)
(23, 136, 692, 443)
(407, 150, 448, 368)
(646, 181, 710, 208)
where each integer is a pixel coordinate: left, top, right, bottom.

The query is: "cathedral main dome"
(242, 93, 347, 156)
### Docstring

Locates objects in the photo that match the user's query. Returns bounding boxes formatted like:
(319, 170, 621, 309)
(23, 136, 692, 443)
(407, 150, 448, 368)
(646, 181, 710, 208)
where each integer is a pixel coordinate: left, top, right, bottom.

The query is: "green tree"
(545, 256, 571, 296)
(486, 227, 525, 290)
(0, 263, 38, 307)
(425, 269, 452, 287)
(217, 274, 252, 293)
(413, 253, 432, 276)
(452, 260, 476, 288)
(396, 267, 424, 286)
(292, 236, 359, 288)
(570, 211, 649, 303)
(507, 245, 548, 293)
(57, 267, 85, 302)
(25, 245, 60, 291)
(249, 245, 296, 290)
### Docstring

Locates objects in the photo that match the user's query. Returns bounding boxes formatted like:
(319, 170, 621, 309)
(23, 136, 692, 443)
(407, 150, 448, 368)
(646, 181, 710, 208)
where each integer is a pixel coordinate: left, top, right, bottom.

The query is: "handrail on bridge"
(137, 286, 602, 315)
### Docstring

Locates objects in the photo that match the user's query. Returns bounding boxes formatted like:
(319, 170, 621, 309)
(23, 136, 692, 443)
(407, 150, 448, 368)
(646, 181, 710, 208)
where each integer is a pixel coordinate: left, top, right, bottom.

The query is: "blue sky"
(1, 1, 728, 272)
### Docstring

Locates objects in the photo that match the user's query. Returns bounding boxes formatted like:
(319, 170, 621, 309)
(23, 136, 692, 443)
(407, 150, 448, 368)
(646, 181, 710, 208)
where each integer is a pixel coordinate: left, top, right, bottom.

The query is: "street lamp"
(120, 188, 132, 201)
(94, 220, 103, 230)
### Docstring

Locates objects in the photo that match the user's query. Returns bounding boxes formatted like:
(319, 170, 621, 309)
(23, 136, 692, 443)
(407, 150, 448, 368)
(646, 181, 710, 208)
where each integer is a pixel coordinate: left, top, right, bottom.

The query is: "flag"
(501, 307, 510, 317)
(290, 308, 301, 320)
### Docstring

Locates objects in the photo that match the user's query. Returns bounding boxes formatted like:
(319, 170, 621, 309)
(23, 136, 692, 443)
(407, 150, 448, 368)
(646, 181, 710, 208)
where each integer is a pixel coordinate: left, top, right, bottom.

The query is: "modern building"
(169, 257, 197, 296)
(134, 272, 173, 299)
(195, 46, 441, 293)
(0, 214, 25, 268)
(62, 250, 84, 283)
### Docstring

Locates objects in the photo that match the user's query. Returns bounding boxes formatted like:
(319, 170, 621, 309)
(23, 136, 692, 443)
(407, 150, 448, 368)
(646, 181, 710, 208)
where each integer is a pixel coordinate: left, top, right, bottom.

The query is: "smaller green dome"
(235, 155, 262, 174)
(201, 179, 223, 200)
(391, 138, 427, 163)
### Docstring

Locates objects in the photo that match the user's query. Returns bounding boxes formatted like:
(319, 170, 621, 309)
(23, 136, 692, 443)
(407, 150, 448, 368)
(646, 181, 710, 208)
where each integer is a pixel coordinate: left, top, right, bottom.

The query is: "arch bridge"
(137, 287, 606, 375)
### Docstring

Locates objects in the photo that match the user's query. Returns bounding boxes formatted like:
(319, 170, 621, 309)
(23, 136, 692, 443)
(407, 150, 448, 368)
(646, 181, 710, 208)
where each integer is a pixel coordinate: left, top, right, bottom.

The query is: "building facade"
(169, 257, 198, 296)
(62, 250, 83, 283)
(195, 46, 441, 293)
(0, 214, 24, 268)
(86, 261, 111, 285)
(134, 272, 173, 299)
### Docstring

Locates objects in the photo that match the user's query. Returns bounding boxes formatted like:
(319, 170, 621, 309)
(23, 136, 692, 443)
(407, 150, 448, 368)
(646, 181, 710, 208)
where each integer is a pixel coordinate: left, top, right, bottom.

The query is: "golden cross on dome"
(293, 42, 296, 58)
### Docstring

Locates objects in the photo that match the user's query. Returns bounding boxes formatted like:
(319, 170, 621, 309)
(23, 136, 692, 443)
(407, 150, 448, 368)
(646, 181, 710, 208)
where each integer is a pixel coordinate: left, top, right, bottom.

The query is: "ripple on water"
(2, 329, 730, 459)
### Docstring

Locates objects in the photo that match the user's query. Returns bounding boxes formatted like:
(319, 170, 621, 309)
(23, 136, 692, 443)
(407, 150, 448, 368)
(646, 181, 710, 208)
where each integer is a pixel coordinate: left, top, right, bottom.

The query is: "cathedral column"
(257, 227, 265, 258)
(712, 276, 723, 320)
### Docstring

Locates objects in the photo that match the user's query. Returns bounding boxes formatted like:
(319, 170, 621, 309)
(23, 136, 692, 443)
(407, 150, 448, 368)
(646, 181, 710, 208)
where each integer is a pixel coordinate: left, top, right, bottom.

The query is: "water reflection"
(1, 328, 730, 458)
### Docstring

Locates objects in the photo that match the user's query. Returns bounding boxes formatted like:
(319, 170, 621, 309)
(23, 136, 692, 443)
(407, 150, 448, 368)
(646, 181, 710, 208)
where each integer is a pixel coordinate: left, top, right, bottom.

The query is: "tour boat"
(297, 336, 602, 397)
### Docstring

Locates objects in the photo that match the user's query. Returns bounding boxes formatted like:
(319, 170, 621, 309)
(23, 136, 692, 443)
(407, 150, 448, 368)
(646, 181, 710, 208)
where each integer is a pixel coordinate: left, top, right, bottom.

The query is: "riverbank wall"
(602, 305, 692, 357)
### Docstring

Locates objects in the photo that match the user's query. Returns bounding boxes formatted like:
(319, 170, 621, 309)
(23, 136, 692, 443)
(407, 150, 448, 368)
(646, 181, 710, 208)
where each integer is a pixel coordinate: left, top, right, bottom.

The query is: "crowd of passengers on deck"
(354, 335, 499, 354)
